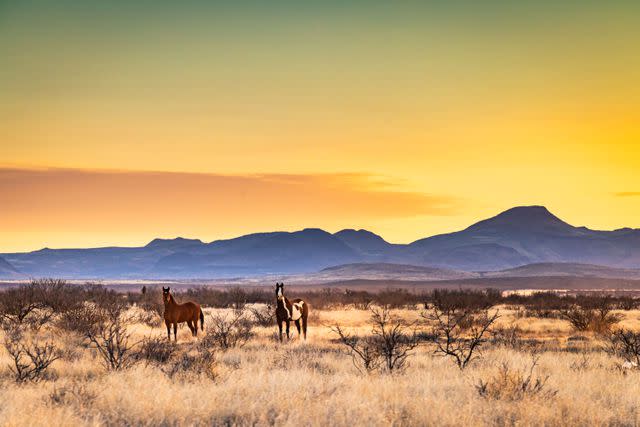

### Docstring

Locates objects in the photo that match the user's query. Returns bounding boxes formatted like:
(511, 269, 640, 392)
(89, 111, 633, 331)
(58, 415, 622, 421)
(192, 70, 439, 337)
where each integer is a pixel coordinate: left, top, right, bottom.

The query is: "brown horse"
(162, 287, 204, 341)
(275, 283, 309, 341)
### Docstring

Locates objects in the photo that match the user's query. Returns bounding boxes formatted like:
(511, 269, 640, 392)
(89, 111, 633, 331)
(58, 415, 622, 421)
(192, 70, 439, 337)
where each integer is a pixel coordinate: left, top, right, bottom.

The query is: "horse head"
(162, 287, 171, 304)
(275, 282, 285, 301)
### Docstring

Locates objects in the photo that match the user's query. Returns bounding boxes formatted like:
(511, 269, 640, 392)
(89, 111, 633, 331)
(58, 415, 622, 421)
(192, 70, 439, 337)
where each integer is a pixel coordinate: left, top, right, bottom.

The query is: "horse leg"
(278, 320, 283, 342)
(165, 320, 171, 341)
(302, 316, 307, 340)
(173, 322, 178, 342)
(295, 319, 301, 338)
(187, 320, 195, 337)
(286, 320, 290, 340)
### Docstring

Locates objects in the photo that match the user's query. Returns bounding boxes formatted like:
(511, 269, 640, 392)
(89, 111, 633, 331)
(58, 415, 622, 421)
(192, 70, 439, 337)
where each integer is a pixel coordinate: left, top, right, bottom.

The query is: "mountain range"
(2, 206, 640, 279)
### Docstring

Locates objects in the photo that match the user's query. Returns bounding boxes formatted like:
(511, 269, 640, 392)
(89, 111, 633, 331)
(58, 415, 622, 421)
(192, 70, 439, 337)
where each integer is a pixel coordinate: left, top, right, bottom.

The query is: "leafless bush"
(248, 305, 274, 327)
(426, 304, 499, 370)
(491, 325, 524, 350)
(332, 306, 421, 373)
(607, 329, 640, 368)
(55, 303, 106, 335)
(3, 325, 61, 382)
(476, 354, 557, 401)
(569, 353, 592, 372)
(135, 308, 163, 327)
(203, 310, 254, 350)
(82, 311, 139, 371)
(560, 302, 623, 334)
(136, 336, 178, 365)
(165, 346, 217, 380)
(331, 325, 383, 374)
(49, 382, 97, 407)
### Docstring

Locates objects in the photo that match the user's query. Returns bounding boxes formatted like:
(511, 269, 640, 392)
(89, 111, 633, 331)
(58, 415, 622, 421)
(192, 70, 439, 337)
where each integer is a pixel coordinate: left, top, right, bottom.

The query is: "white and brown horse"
(275, 282, 308, 341)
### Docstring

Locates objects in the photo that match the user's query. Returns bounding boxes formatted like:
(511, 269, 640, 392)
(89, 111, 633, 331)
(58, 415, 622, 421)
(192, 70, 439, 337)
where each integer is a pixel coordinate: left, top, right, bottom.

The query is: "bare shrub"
(331, 325, 383, 374)
(203, 310, 254, 350)
(3, 325, 61, 382)
(607, 329, 640, 368)
(135, 308, 163, 327)
(136, 336, 178, 365)
(87, 315, 138, 370)
(569, 353, 592, 372)
(49, 382, 97, 407)
(248, 305, 274, 327)
(332, 306, 421, 373)
(165, 345, 217, 380)
(560, 301, 623, 334)
(426, 302, 499, 370)
(0, 284, 48, 328)
(55, 303, 106, 335)
(491, 325, 524, 350)
(476, 354, 557, 401)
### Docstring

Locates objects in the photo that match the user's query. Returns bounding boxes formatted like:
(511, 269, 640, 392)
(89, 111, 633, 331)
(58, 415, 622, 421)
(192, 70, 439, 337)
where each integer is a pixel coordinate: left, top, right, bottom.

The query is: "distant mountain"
(407, 206, 640, 270)
(0, 255, 21, 278)
(2, 206, 639, 278)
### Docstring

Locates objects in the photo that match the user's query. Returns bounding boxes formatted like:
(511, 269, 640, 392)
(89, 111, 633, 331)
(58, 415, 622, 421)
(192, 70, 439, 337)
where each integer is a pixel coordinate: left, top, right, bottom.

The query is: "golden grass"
(1, 306, 640, 426)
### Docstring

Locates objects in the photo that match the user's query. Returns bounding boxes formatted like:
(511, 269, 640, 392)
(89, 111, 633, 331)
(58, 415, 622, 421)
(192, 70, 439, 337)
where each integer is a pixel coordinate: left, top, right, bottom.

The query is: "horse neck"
(165, 294, 177, 307)
(277, 296, 289, 309)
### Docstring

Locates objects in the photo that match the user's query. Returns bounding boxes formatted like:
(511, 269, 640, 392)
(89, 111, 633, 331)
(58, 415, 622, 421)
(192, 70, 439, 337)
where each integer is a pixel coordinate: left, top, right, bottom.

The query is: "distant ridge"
(0, 255, 21, 278)
(2, 206, 640, 278)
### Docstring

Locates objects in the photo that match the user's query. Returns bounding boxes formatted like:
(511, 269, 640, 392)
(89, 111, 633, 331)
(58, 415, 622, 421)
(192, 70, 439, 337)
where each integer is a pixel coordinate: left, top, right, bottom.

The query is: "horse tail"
(199, 308, 205, 331)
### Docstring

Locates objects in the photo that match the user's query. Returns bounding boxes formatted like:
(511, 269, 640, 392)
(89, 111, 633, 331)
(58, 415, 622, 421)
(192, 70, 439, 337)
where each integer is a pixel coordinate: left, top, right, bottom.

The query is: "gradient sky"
(1, 1, 639, 252)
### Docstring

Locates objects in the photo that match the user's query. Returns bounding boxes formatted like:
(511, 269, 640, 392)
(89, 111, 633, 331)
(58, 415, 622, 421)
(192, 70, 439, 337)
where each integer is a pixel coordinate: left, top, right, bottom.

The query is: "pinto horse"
(162, 287, 204, 341)
(275, 283, 308, 341)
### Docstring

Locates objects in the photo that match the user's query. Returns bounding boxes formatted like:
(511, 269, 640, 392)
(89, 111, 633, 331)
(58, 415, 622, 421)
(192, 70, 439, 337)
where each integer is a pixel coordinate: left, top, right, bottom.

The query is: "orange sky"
(1, 2, 639, 252)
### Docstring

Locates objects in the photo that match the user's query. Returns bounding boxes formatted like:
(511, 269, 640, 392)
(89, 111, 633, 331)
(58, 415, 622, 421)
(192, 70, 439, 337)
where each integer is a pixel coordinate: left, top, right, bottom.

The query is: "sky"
(1, 1, 639, 252)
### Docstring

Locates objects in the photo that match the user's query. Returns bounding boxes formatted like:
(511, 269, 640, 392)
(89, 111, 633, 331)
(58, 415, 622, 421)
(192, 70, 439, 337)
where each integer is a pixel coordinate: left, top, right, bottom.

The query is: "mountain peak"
(145, 237, 204, 249)
(467, 205, 572, 232)
(334, 228, 390, 253)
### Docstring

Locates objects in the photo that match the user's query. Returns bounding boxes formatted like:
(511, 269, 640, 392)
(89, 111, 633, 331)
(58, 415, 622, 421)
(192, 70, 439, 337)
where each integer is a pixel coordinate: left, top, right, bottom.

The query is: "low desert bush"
(136, 336, 178, 365)
(332, 306, 421, 373)
(476, 355, 557, 401)
(2, 324, 61, 382)
(248, 305, 274, 327)
(426, 303, 499, 370)
(607, 329, 640, 368)
(560, 302, 623, 334)
(203, 310, 254, 350)
(165, 345, 217, 380)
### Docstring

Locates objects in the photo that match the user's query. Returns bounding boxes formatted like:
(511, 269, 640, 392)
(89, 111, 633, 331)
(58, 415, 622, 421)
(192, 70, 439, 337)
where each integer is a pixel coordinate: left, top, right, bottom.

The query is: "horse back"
(164, 301, 201, 322)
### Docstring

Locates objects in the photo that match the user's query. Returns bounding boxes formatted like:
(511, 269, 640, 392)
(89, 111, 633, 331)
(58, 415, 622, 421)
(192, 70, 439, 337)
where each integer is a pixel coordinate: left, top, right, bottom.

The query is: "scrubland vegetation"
(1, 280, 640, 426)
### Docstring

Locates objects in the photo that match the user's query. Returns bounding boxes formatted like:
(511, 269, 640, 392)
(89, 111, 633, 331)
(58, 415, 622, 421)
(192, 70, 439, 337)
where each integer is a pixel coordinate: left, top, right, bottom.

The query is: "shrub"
(560, 300, 623, 334)
(607, 329, 640, 368)
(2, 324, 61, 382)
(204, 310, 254, 350)
(248, 305, 274, 327)
(88, 314, 138, 370)
(165, 345, 217, 380)
(426, 303, 499, 370)
(136, 336, 178, 365)
(476, 355, 557, 401)
(332, 306, 421, 373)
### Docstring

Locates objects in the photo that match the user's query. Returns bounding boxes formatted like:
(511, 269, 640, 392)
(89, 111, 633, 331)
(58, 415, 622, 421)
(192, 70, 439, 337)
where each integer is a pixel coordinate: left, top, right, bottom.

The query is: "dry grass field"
(1, 292, 640, 427)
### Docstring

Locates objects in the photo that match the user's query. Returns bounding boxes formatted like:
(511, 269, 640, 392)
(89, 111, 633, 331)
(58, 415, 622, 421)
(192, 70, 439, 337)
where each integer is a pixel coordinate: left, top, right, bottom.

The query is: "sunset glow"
(1, 1, 639, 251)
